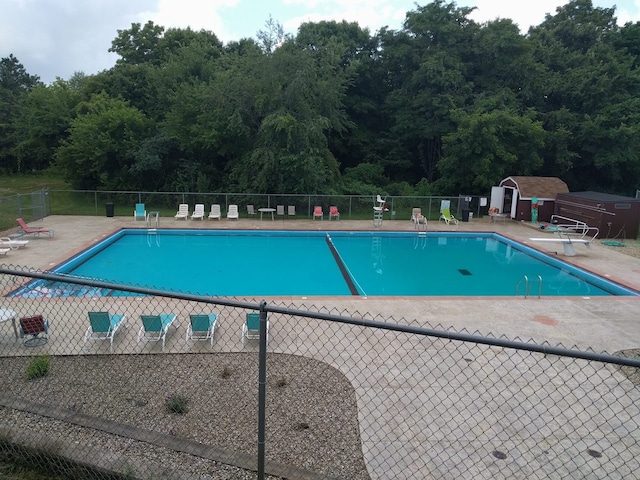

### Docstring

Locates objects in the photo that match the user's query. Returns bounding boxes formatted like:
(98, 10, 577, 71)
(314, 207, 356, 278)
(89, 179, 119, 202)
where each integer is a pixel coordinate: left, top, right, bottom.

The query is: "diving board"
(528, 237, 591, 256)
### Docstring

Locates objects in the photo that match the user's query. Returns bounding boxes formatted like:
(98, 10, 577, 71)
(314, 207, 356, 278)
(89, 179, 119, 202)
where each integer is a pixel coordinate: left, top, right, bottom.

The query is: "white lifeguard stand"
(373, 195, 387, 227)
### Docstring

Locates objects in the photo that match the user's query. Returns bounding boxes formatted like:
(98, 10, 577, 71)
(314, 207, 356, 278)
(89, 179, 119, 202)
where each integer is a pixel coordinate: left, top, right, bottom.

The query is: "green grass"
(0, 171, 69, 196)
(0, 171, 468, 223)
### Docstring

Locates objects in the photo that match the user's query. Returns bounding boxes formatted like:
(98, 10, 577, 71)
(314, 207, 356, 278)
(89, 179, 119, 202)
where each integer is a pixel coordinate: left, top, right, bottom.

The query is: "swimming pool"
(14, 230, 638, 297)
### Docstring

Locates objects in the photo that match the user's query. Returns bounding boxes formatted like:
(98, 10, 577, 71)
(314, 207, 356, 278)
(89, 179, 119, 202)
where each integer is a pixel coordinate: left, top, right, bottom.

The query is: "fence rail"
(0, 265, 639, 479)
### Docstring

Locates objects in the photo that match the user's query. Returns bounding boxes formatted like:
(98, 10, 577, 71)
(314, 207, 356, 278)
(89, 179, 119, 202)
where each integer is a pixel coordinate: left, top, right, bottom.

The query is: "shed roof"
(500, 176, 569, 199)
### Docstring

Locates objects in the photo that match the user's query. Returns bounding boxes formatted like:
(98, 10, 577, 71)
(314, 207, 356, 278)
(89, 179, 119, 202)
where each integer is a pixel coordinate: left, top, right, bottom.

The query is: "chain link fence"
(0, 265, 639, 479)
(1, 190, 486, 225)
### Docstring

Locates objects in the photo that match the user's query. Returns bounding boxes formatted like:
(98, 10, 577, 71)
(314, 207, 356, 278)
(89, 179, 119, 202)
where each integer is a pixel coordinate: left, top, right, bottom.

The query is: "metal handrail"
(529, 275, 543, 299)
(550, 215, 600, 241)
(516, 275, 529, 298)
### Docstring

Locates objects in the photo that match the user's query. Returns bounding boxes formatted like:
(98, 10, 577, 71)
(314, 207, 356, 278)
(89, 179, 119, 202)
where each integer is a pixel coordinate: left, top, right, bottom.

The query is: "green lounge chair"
(134, 203, 147, 221)
(138, 314, 176, 351)
(84, 311, 126, 352)
(439, 207, 458, 225)
(186, 313, 218, 348)
(242, 312, 269, 346)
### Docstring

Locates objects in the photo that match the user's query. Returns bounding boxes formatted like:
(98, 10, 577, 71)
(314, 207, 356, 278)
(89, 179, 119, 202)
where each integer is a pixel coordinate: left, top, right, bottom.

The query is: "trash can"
(461, 208, 470, 222)
(105, 202, 114, 217)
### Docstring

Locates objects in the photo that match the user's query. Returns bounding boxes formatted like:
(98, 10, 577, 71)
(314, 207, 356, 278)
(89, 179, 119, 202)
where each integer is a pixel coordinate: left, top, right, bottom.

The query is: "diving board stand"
(528, 236, 591, 256)
(530, 214, 599, 256)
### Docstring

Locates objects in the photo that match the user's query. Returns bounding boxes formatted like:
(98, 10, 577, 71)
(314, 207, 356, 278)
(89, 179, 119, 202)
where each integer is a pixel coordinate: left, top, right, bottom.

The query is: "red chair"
(329, 206, 340, 220)
(16, 218, 54, 237)
(19, 315, 49, 346)
(313, 206, 323, 220)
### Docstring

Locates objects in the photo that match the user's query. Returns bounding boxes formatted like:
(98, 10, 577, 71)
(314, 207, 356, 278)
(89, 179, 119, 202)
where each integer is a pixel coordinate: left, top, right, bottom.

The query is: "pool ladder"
(516, 275, 543, 299)
(146, 212, 160, 247)
(147, 212, 159, 229)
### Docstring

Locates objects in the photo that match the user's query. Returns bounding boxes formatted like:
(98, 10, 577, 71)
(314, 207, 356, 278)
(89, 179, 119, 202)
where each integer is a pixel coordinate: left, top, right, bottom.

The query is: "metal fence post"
(257, 300, 268, 479)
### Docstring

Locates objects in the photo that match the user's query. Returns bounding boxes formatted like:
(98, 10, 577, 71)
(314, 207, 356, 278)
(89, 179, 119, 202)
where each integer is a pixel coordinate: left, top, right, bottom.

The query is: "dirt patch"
(533, 315, 557, 326)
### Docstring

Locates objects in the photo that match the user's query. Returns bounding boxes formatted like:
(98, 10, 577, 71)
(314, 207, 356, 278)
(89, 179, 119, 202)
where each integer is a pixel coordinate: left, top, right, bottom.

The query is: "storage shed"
(555, 191, 640, 239)
(490, 176, 569, 222)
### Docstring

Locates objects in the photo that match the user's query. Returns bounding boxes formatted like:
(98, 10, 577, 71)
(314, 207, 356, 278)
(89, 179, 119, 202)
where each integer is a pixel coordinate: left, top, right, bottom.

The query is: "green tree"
(0, 54, 41, 172)
(161, 42, 264, 192)
(437, 99, 546, 193)
(13, 76, 86, 171)
(295, 21, 384, 175)
(55, 92, 154, 190)
(227, 40, 349, 193)
(257, 15, 288, 55)
(529, 0, 640, 192)
(380, 1, 478, 185)
(109, 21, 165, 66)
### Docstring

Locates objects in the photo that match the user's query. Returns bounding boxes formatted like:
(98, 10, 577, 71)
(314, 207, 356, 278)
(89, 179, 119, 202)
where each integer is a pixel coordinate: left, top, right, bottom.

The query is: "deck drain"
(458, 269, 472, 276)
(492, 450, 507, 460)
(587, 449, 602, 458)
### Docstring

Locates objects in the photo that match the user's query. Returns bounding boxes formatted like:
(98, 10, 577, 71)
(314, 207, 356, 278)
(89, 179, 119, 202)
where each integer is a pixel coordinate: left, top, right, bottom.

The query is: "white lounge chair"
(174, 204, 189, 220)
(287, 205, 296, 218)
(191, 203, 205, 220)
(0, 237, 28, 249)
(84, 311, 126, 353)
(247, 205, 257, 216)
(208, 204, 221, 220)
(186, 313, 218, 348)
(227, 204, 239, 220)
(137, 314, 176, 352)
(276, 205, 285, 217)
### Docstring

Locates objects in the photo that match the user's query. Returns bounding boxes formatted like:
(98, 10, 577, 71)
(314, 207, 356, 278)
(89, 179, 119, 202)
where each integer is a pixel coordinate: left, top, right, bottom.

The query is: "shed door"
(490, 187, 504, 211)
(510, 188, 519, 218)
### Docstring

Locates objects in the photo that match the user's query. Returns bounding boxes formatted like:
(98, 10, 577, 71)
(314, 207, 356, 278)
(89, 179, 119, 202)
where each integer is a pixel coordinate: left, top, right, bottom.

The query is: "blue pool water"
(15, 230, 638, 297)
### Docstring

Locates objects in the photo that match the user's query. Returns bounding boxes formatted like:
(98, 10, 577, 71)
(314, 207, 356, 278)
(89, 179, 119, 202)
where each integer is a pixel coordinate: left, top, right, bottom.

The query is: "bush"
(26, 355, 50, 380)
(165, 394, 189, 415)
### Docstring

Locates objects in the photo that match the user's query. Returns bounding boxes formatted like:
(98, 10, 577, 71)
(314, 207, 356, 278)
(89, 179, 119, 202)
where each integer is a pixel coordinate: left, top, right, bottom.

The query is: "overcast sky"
(2, 0, 640, 84)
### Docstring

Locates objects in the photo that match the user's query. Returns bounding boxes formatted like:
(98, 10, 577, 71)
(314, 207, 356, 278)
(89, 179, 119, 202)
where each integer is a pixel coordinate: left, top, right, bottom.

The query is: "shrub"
(165, 394, 189, 415)
(26, 355, 50, 380)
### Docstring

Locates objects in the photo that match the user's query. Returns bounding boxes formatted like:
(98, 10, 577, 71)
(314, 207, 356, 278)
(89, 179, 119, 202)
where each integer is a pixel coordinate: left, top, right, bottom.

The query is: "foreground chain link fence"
(0, 265, 639, 479)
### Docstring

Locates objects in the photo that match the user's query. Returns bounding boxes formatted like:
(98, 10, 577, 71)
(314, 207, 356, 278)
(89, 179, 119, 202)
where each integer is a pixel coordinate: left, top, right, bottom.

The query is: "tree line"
(1, 0, 639, 196)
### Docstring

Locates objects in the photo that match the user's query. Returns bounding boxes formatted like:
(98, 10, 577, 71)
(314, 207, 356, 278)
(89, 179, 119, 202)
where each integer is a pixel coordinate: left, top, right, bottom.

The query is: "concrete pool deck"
(4, 213, 640, 352)
(2, 214, 640, 479)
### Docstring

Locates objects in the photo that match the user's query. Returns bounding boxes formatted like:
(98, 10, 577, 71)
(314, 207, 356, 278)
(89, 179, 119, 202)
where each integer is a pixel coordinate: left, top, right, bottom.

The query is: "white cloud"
(3, 0, 640, 84)
(281, 0, 409, 35)
(466, 0, 565, 32)
(140, 0, 237, 32)
(616, 0, 640, 24)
